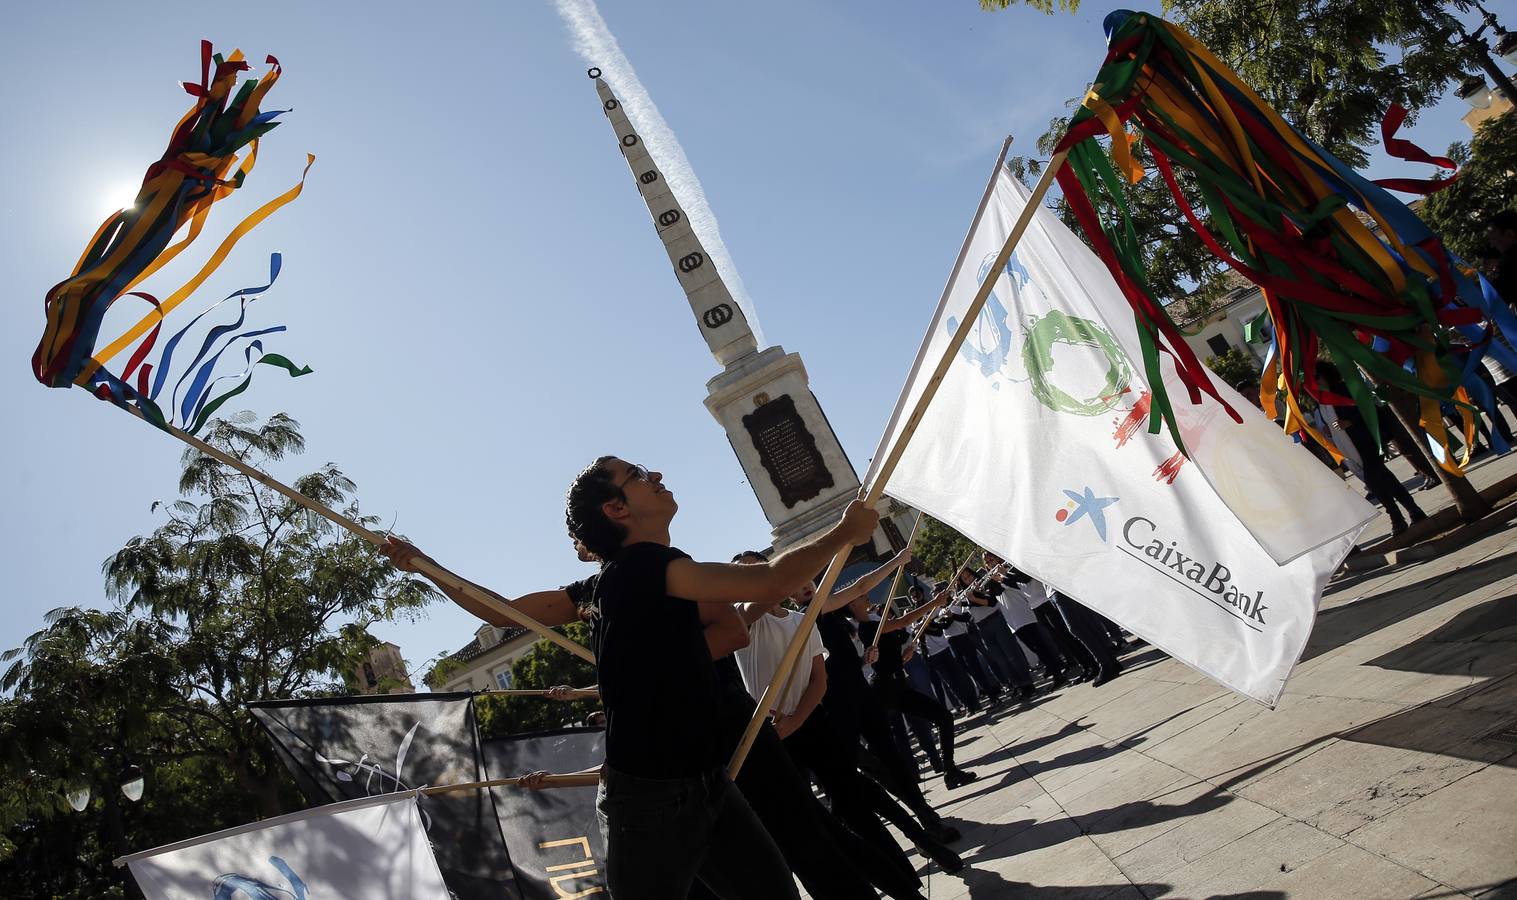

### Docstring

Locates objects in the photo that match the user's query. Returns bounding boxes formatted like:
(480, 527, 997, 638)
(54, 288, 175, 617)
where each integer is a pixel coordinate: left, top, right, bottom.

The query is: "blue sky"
(0, 1, 1502, 680)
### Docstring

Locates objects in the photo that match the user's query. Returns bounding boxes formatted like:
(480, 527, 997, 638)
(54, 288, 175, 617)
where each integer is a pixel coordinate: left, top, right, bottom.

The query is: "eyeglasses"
(615, 463, 651, 489)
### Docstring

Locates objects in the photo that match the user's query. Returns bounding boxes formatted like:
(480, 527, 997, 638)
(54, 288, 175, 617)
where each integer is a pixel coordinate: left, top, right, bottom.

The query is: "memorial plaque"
(743, 394, 834, 508)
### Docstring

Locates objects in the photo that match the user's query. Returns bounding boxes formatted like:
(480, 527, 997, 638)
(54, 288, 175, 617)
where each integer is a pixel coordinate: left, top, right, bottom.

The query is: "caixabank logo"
(1119, 515, 1269, 630)
(1055, 488, 1269, 631)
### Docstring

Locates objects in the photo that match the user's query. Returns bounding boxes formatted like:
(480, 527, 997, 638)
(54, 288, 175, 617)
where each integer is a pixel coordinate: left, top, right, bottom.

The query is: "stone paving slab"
(896, 482, 1517, 898)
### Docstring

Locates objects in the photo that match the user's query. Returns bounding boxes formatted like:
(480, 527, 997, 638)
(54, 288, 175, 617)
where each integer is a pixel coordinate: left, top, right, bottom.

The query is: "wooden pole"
(420, 771, 601, 794)
(727, 147, 1070, 778)
(480, 688, 600, 700)
(125, 409, 597, 663)
(870, 511, 924, 651)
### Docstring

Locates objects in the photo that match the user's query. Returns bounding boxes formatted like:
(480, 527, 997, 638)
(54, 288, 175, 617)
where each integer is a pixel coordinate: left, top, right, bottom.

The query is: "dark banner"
(483, 728, 606, 900)
(249, 693, 522, 900)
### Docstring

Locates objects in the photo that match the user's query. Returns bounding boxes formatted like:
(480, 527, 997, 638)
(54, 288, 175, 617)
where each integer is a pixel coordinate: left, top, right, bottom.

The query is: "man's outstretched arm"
(381, 538, 580, 629)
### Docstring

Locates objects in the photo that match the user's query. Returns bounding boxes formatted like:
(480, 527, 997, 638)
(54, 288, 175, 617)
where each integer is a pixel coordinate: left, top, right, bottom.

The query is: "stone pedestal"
(705, 347, 863, 551)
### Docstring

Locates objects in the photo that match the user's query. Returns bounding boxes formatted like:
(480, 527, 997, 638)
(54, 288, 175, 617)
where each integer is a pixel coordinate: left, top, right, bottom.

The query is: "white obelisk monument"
(591, 69, 905, 552)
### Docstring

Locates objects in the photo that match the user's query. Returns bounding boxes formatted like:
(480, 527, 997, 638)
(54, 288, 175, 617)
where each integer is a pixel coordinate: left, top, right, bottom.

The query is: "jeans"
(947, 632, 1002, 697)
(597, 764, 799, 900)
(974, 610, 1033, 687)
(927, 649, 979, 710)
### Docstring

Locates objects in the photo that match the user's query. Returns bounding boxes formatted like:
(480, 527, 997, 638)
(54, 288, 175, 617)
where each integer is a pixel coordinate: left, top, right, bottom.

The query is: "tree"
(913, 516, 983, 583)
(1420, 110, 1517, 261)
(0, 412, 438, 897)
(999, 0, 1487, 306)
(475, 623, 599, 739)
(1206, 348, 1262, 392)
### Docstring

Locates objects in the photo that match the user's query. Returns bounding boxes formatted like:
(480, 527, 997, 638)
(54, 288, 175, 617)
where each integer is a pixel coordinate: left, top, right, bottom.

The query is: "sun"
(96, 180, 141, 218)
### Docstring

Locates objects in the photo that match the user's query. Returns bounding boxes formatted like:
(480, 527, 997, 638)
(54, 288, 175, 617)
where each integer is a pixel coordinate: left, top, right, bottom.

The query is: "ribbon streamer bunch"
(31, 41, 313, 433)
(1053, 10, 1508, 468)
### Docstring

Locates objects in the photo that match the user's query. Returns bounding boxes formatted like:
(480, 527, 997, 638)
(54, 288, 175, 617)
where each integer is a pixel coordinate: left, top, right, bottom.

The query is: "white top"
(964, 589, 1003, 622)
(940, 601, 972, 638)
(997, 584, 1039, 630)
(735, 607, 825, 717)
(923, 628, 951, 656)
(1022, 576, 1054, 608)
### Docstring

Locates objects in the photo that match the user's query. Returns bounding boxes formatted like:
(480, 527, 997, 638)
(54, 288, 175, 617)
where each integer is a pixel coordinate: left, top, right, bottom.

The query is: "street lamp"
(119, 764, 145, 802)
(1496, 31, 1517, 67)
(1458, 75, 1493, 109)
(1447, 1, 1517, 107)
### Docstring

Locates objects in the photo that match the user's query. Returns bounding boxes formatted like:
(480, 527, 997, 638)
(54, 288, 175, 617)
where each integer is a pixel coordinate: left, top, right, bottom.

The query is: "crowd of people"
(380, 456, 1141, 899)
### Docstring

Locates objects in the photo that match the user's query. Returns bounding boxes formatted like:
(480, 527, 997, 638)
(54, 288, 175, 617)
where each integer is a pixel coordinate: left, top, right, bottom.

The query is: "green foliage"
(0, 412, 437, 898)
(475, 623, 599, 739)
(1205, 347, 1262, 392)
(979, 0, 1080, 11)
(1001, 0, 1483, 306)
(913, 517, 983, 583)
(1420, 111, 1517, 261)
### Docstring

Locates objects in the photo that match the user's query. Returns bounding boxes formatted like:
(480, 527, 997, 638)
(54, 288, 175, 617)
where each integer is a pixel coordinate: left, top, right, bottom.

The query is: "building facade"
(428, 623, 541, 694)
(349, 641, 417, 695)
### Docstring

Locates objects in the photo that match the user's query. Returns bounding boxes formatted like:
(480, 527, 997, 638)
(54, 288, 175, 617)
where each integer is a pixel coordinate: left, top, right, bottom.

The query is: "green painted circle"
(1022, 310, 1134, 416)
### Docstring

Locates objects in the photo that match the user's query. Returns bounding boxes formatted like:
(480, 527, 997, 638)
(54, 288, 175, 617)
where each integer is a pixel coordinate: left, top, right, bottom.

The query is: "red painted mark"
(1055, 508, 1069, 522)
(1114, 391, 1152, 448)
(1154, 452, 1185, 484)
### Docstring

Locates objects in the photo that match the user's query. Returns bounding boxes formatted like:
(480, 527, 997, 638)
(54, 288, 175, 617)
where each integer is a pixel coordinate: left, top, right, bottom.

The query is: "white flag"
(123, 792, 452, 900)
(871, 166, 1375, 705)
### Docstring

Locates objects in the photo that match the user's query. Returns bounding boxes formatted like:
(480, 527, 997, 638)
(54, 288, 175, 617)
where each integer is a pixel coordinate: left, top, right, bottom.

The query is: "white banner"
(124, 792, 452, 900)
(871, 165, 1375, 705)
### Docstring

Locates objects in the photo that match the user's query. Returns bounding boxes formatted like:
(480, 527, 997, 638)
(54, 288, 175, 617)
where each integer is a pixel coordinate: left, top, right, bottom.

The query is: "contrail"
(552, 0, 766, 347)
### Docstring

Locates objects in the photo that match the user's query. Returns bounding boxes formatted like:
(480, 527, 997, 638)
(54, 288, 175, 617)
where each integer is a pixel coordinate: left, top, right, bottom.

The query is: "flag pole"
(420, 771, 602, 793)
(870, 510, 924, 651)
(116, 405, 597, 663)
(480, 688, 600, 700)
(727, 143, 1071, 777)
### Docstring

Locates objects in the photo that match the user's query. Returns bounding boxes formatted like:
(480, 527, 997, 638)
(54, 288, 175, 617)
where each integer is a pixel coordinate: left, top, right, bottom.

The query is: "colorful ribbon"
(1053, 11, 1491, 470)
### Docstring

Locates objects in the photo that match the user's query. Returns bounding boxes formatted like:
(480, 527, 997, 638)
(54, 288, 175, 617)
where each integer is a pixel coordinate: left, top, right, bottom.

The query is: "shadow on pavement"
(1305, 550, 1517, 663)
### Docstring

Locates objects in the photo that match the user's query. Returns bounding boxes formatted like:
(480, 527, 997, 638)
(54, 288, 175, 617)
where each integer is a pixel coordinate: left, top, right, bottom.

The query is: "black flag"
(250, 693, 521, 900)
(483, 728, 606, 900)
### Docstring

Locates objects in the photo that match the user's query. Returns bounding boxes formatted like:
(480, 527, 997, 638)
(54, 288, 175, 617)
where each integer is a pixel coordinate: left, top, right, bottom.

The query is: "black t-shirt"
(588, 543, 721, 779)
(563, 573, 598, 612)
(857, 620, 908, 679)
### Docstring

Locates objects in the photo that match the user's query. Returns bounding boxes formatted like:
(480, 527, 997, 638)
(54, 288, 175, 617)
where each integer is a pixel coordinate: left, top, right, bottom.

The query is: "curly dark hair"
(566, 456, 627, 561)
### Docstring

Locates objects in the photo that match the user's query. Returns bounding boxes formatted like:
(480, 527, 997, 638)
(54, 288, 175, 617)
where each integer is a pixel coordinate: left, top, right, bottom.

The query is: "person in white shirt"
(984, 552, 1076, 689)
(915, 586, 983, 714)
(952, 566, 1034, 702)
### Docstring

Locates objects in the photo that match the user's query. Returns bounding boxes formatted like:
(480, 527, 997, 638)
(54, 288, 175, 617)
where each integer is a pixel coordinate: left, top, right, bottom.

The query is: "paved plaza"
(904, 451, 1517, 898)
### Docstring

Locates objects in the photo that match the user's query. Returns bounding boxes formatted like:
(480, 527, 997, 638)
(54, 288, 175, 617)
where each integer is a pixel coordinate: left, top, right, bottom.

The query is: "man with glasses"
(387, 457, 880, 899)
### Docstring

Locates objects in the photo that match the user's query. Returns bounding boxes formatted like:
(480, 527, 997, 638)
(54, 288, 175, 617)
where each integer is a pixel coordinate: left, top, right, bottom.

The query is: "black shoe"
(943, 767, 979, 789)
(919, 840, 965, 875)
(1091, 663, 1123, 687)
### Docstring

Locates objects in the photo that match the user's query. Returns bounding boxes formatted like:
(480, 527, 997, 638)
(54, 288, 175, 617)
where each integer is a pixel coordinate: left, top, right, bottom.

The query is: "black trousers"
(1051, 593, 1119, 676)
(1035, 602, 1095, 673)
(823, 666, 935, 818)
(1360, 452, 1424, 529)
(946, 632, 1004, 697)
(598, 765, 798, 900)
(1012, 621, 1066, 675)
(871, 671, 960, 772)
(784, 712, 944, 884)
(690, 698, 910, 900)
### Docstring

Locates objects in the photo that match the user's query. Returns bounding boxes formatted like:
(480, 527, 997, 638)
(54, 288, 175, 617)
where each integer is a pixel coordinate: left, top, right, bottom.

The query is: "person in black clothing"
(730, 558, 965, 877)
(857, 594, 980, 789)
(556, 575, 927, 900)
(816, 596, 959, 839)
(1318, 364, 1428, 535)
(386, 457, 880, 900)
(1486, 210, 1517, 309)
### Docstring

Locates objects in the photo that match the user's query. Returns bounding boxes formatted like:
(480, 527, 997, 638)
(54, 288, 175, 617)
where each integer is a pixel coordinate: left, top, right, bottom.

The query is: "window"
(1206, 335, 1232, 357)
(362, 662, 377, 687)
(494, 669, 513, 690)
